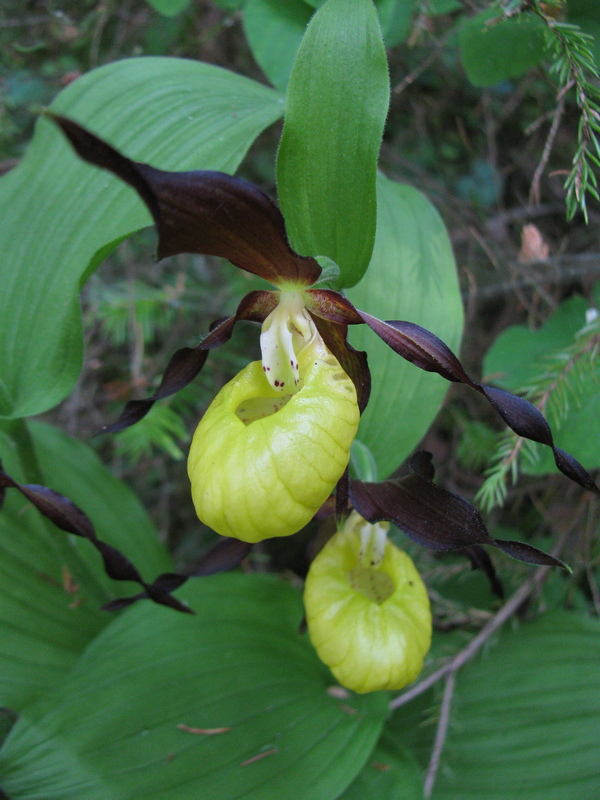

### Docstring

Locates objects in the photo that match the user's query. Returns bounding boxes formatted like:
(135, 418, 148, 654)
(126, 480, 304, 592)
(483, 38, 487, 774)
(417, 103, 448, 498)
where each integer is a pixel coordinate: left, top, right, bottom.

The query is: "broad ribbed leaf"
(339, 731, 423, 800)
(347, 176, 463, 478)
(0, 421, 171, 708)
(0, 574, 388, 800)
(0, 57, 284, 420)
(276, 0, 390, 287)
(433, 612, 600, 799)
(385, 613, 600, 799)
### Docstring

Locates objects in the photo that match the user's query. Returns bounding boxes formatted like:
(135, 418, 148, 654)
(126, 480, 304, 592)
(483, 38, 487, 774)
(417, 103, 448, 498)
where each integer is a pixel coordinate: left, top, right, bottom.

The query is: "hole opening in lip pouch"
(348, 566, 396, 605)
(235, 394, 293, 425)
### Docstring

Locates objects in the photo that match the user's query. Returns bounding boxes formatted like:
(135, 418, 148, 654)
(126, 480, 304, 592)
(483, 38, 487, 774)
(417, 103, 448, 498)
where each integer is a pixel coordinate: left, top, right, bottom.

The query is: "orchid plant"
(1, 104, 597, 694)
(1, 2, 600, 796)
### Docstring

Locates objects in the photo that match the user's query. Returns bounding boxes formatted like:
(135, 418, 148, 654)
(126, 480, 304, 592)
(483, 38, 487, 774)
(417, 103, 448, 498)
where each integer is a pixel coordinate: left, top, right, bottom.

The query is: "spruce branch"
(530, 3, 600, 220)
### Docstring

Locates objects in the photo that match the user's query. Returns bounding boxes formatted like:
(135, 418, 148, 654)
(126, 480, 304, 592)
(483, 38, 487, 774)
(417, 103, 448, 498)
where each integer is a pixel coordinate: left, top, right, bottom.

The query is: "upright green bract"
(277, 0, 390, 288)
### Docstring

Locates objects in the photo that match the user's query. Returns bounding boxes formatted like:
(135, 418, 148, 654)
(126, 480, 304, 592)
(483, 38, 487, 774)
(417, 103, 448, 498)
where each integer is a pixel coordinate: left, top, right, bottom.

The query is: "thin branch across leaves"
(3, 113, 597, 613)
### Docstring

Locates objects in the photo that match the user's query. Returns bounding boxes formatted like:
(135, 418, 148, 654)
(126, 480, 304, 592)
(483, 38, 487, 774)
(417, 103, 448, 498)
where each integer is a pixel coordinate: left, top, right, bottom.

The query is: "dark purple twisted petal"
(102, 290, 277, 434)
(1, 464, 249, 615)
(48, 114, 321, 287)
(349, 452, 568, 572)
(357, 313, 599, 495)
(305, 289, 364, 326)
(0, 465, 198, 612)
(102, 537, 251, 612)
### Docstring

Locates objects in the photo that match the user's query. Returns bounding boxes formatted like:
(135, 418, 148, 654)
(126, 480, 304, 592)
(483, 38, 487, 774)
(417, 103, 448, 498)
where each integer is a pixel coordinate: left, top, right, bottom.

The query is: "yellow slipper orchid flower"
(188, 292, 359, 542)
(304, 511, 432, 693)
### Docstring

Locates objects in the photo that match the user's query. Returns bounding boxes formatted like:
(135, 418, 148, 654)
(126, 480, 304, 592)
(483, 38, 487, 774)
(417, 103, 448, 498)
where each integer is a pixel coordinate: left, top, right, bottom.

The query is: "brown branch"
(424, 672, 456, 798)
(529, 83, 572, 206)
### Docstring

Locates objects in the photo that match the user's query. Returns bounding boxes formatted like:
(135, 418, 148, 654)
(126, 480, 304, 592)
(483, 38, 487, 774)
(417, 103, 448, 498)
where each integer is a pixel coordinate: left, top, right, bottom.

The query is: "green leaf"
(0, 57, 284, 420)
(211, 0, 247, 7)
(377, 0, 419, 47)
(339, 731, 423, 799)
(0, 574, 388, 800)
(483, 291, 600, 474)
(0, 420, 171, 709)
(145, 0, 191, 16)
(347, 175, 463, 478)
(459, 7, 548, 87)
(277, 0, 390, 288)
(244, 0, 314, 90)
(431, 612, 600, 800)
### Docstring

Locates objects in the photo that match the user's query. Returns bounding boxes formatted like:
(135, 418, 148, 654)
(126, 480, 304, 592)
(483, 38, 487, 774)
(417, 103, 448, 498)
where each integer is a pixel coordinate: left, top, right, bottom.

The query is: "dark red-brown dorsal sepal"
(357, 313, 600, 496)
(48, 113, 321, 287)
(102, 290, 277, 434)
(349, 451, 569, 577)
(0, 463, 193, 614)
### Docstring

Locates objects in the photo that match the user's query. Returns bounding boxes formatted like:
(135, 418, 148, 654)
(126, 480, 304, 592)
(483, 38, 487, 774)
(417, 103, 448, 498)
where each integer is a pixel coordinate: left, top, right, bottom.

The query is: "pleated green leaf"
(430, 612, 600, 800)
(0, 420, 171, 709)
(0, 574, 388, 800)
(339, 731, 423, 799)
(276, 0, 390, 288)
(347, 175, 463, 479)
(0, 57, 283, 420)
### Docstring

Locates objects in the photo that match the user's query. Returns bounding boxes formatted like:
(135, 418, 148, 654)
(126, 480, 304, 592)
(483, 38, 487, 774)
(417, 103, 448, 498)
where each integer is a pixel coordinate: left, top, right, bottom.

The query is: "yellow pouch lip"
(188, 338, 359, 543)
(304, 519, 432, 693)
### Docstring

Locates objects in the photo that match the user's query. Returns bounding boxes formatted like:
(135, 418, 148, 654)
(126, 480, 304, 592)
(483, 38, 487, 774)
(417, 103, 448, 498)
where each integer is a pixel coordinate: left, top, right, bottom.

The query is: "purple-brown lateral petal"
(305, 289, 364, 326)
(102, 538, 251, 612)
(0, 466, 196, 612)
(49, 114, 321, 287)
(349, 451, 568, 571)
(359, 313, 600, 495)
(103, 290, 277, 433)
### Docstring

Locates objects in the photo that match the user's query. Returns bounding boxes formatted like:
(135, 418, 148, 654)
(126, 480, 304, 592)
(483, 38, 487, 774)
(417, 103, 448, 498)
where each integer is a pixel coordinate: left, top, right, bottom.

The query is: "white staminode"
(260, 290, 317, 393)
(358, 518, 389, 568)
